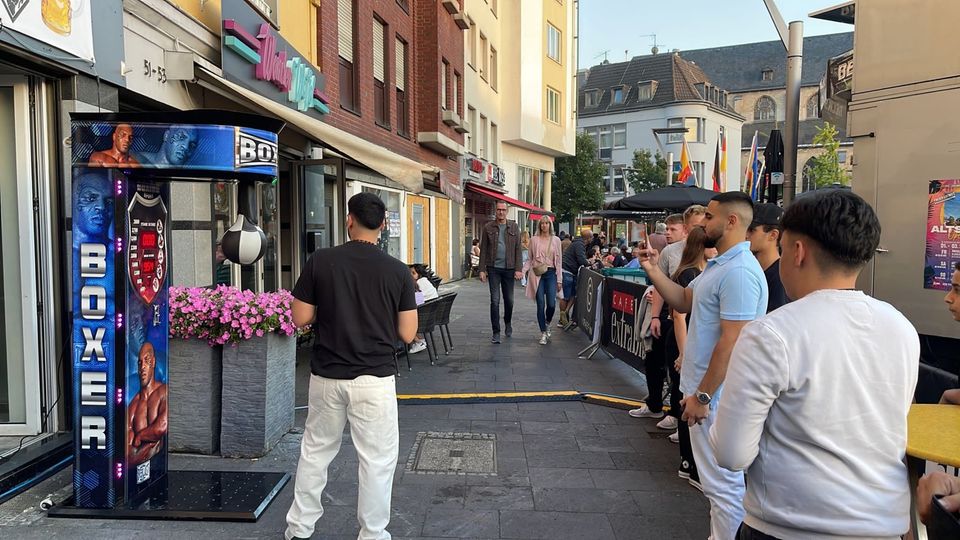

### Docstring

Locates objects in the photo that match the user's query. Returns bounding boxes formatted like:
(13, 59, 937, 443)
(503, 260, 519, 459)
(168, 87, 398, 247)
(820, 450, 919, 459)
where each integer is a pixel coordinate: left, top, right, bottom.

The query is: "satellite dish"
(651, 46, 659, 55)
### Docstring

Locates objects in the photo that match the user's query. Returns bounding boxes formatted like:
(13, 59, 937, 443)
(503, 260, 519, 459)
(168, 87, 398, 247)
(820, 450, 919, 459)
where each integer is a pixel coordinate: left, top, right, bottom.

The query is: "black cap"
(751, 203, 784, 228)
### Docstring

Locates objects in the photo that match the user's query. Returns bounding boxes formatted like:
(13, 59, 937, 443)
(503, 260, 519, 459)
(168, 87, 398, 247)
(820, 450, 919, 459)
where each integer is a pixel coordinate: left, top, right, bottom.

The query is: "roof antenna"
(638, 34, 659, 55)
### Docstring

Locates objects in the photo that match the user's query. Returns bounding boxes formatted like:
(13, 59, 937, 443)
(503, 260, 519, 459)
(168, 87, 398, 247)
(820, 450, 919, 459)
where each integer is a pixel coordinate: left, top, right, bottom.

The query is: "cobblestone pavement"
(0, 279, 709, 539)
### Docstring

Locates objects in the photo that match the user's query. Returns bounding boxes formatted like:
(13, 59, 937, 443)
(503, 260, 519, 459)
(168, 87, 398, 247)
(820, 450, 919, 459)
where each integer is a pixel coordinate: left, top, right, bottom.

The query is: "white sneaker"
(656, 416, 679, 430)
(538, 332, 548, 345)
(668, 431, 679, 444)
(546, 329, 552, 339)
(627, 406, 664, 419)
(409, 340, 426, 354)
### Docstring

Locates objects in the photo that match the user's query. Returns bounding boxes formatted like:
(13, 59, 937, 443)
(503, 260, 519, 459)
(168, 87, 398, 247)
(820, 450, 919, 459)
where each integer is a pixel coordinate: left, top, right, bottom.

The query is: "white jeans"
(285, 374, 399, 540)
(690, 409, 745, 540)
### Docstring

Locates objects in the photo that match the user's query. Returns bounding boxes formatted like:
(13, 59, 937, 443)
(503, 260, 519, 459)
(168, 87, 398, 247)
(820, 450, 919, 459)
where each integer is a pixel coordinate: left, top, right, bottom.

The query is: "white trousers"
(690, 409, 745, 540)
(285, 374, 399, 540)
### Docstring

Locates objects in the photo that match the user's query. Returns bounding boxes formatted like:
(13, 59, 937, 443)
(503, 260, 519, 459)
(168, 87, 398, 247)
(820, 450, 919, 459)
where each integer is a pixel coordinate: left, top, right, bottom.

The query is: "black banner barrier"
(600, 277, 650, 371)
(575, 268, 605, 343)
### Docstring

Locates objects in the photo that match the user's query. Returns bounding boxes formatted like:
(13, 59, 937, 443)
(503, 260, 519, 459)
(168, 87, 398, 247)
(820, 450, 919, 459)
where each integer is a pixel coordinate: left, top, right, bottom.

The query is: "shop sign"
(827, 50, 854, 101)
(222, 1, 329, 119)
(460, 156, 506, 188)
(0, 0, 95, 61)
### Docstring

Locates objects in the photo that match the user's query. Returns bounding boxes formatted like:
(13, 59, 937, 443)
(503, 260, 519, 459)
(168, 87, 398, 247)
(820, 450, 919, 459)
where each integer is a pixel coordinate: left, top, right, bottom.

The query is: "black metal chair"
(434, 292, 458, 354)
(402, 298, 442, 367)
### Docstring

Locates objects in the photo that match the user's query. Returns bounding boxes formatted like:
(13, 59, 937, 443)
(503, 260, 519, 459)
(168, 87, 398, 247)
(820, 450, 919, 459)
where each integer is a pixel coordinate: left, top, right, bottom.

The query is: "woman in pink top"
(524, 216, 563, 345)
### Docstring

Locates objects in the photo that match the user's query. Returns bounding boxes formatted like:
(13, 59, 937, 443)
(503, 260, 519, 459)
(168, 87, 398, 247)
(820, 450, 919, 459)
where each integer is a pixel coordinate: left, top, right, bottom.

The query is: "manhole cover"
(406, 432, 497, 476)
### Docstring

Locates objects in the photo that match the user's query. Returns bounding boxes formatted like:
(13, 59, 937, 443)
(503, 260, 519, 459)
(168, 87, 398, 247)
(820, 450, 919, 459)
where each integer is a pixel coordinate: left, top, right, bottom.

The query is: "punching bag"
(220, 178, 267, 264)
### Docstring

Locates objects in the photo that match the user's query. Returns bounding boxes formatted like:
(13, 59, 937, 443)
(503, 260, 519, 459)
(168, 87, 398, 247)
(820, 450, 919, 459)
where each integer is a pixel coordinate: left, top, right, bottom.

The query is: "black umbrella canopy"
(764, 130, 785, 173)
(605, 183, 718, 212)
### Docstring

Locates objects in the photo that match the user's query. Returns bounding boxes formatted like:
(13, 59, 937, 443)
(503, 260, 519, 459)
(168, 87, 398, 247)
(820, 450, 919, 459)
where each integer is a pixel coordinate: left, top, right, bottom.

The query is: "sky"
(579, 0, 852, 66)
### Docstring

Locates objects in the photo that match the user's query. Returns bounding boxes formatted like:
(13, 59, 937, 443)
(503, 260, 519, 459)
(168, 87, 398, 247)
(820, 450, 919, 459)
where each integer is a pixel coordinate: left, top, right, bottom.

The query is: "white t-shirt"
(710, 289, 919, 539)
(417, 277, 439, 302)
(658, 239, 685, 277)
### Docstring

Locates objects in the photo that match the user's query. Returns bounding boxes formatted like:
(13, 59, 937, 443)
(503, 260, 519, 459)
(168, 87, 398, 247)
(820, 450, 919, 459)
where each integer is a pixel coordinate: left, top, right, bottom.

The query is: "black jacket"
(562, 238, 589, 274)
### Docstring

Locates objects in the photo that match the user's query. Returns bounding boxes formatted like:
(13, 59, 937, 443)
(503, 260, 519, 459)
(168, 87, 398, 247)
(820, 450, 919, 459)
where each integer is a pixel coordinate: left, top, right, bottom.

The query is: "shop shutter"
(395, 38, 405, 90)
(338, 0, 353, 61)
(373, 19, 385, 82)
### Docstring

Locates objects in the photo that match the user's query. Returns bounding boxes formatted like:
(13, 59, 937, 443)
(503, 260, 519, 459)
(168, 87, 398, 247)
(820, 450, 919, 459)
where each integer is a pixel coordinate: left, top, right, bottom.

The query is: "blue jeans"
(487, 267, 516, 334)
(535, 268, 558, 332)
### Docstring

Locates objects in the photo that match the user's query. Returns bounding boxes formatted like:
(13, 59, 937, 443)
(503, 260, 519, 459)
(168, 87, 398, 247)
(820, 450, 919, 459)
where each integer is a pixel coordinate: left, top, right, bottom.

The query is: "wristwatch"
(695, 390, 712, 405)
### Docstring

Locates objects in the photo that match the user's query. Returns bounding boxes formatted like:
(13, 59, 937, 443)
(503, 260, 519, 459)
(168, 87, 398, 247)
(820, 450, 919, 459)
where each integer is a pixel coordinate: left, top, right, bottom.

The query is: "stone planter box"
(220, 333, 296, 458)
(168, 338, 222, 455)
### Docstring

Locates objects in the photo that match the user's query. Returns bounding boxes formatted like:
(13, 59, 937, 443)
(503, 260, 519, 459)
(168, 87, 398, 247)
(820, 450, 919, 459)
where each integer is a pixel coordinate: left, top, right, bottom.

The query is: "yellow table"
(907, 404, 960, 540)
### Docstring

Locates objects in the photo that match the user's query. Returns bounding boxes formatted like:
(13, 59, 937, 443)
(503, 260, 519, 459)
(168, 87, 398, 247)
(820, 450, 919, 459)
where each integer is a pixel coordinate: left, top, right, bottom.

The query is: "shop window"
(363, 186, 402, 259)
(373, 16, 389, 127)
(338, 0, 359, 113)
(396, 37, 409, 136)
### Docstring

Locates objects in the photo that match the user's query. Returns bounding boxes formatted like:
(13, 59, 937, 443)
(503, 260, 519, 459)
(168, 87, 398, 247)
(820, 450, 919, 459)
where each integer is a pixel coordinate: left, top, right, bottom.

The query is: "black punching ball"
(220, 179, 267, 265)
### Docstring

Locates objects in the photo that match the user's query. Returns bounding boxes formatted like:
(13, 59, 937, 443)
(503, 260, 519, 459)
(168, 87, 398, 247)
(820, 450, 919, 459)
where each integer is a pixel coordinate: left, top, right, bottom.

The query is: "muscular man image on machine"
(126, 342, 168, 466)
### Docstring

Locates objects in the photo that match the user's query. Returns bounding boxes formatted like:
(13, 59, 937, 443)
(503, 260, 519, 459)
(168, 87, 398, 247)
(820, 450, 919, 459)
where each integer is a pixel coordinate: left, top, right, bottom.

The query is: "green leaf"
(550, 132, 606, 223)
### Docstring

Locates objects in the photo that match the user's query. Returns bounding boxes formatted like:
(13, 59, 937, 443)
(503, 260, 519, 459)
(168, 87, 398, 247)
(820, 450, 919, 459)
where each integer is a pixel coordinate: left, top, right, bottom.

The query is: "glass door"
(290, 159, 344, 281)
(0, 76, 41, 435)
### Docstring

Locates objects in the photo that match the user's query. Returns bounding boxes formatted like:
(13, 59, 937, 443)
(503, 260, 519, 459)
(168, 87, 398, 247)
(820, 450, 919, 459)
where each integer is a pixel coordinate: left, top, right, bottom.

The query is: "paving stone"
(532, 487, 639, 514)
(524, 449, 616, 469)
(499, 510, 616, 540)
(463, 485, 534, 510)
(527, 467, 595, 488)
(589, 469, 654, 491)
(421, 508, 500, 538)
(576, 436, 635, 452)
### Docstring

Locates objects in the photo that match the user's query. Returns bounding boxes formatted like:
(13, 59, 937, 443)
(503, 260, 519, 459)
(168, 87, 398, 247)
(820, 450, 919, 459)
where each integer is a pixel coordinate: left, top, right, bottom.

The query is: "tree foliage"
(809, 122, 851, 188)
(551, 132, 606, 223)
(626, 149, 668, 194)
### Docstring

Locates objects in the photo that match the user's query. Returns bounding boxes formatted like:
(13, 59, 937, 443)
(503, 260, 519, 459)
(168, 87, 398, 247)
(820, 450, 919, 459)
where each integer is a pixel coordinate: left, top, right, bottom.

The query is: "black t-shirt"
(663, 267, 702, 319)
(764, 259, 790, 313)
(293, 241, 417, 379)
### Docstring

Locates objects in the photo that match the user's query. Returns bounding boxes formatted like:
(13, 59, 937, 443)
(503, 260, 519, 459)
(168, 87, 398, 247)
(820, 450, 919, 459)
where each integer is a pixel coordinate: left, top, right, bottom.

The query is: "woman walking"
(524, 216, 562, 345)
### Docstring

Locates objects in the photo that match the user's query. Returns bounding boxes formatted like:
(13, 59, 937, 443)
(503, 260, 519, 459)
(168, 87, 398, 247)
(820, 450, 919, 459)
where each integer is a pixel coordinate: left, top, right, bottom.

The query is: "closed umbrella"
(763, 130, 785, 204)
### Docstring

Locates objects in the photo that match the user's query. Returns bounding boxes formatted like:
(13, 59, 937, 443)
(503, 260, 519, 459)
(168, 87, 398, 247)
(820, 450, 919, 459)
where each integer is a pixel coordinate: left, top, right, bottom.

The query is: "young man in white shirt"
(711, 189, 920, 539)
(639, 193, 767, 540)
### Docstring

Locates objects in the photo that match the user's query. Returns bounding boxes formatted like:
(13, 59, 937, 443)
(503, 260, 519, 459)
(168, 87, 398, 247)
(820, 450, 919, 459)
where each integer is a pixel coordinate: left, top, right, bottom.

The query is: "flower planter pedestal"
(220, 333, 296, 458)
(168, 338, 222, 455)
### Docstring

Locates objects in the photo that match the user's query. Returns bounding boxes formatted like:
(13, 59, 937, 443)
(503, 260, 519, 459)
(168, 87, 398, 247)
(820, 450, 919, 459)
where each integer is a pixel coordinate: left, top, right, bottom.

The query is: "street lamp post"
(763, 0, 803, 205)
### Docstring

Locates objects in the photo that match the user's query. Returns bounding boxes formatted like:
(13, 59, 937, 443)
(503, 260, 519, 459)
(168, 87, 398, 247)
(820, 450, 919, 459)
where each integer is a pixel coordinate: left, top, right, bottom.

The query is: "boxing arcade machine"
(49, 111, 288, 521)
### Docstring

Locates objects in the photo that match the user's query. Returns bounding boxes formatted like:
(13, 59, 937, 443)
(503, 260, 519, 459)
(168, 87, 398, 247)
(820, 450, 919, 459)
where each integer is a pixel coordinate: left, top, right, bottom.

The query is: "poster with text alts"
(925, 179, 960, 290)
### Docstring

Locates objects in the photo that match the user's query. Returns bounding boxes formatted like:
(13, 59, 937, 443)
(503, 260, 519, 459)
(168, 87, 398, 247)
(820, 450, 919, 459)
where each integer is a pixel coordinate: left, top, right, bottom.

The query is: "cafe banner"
(575, 268, 604, 343)
(0, 0, 95, 61)
(926, 179, 960, 290)
(601, 277, 649, 372)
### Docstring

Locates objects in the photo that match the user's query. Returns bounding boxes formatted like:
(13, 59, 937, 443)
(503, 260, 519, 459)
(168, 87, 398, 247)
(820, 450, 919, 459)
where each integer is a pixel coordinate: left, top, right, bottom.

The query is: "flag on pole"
(744, 131, 760, 201)
(719, 129, 728, 191)
(676, 139, 698, 186)
(711, 136, 722, 192)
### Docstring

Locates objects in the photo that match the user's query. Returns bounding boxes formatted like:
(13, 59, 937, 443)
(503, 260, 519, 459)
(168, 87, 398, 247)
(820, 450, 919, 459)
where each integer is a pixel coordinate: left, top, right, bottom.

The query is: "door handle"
(876, 248, 890, 253)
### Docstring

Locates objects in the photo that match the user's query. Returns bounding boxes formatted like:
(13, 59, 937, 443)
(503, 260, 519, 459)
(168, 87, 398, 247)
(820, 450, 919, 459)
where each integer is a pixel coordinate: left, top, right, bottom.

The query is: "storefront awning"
(198, 69, 436, 193)
(465, 183, 554, 220)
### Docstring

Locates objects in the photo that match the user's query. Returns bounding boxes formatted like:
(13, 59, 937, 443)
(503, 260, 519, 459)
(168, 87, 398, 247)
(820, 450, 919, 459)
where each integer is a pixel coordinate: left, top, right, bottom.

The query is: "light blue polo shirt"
(680, 241, 768, 403)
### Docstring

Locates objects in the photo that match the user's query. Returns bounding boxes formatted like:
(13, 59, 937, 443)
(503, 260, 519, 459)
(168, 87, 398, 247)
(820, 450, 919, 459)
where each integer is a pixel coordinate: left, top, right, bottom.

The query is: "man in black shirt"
(284, 193, 418, 540)
(559, 227, 592, 327)
(747, 203, 790, 313)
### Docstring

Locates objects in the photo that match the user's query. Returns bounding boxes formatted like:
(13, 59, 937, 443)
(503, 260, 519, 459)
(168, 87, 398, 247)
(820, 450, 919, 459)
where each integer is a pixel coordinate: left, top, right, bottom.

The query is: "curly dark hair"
(348, 192, 386, 230)
(781, 189, 881, 272)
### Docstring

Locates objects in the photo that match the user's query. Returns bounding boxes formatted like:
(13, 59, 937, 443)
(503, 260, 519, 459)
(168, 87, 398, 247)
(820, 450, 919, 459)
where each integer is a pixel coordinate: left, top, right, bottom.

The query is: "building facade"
(459, 0, 576, 247)
(577, 53, 745, 204)
(680, 33, 855, 193)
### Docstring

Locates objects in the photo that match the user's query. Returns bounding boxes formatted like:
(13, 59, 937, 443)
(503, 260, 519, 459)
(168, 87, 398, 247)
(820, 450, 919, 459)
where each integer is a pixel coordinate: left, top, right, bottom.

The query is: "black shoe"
(491, 333, 501, 344)
(505, 324, 513, 337)
(678, 459, 692, 479)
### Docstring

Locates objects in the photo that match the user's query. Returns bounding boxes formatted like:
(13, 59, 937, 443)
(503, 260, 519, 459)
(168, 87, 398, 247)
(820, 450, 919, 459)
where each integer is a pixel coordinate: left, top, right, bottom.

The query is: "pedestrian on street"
(284, 192, 418, 540)
(524, 215, 563, 345)
(746, 203, 790, 313)
(638, 192, 768, 540)
(478, 201, 523, 343)
(712, 189, 920, 539)
(558, 227, 593, 327)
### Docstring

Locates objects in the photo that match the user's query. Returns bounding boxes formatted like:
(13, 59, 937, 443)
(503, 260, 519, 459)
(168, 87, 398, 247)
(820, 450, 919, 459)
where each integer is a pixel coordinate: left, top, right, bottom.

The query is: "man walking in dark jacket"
(478, 201, 523, 343)
(558, 227, 593, 327)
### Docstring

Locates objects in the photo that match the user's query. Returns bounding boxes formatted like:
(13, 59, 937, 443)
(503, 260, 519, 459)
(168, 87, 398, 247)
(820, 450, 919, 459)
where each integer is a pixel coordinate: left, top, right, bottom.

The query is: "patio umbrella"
(605, 183, 717, 212)
(763, 130, 784, 203)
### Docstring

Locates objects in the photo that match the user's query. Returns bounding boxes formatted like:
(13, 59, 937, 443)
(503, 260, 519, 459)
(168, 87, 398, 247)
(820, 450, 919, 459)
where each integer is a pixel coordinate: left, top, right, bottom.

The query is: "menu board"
(925, 179, 960, 290)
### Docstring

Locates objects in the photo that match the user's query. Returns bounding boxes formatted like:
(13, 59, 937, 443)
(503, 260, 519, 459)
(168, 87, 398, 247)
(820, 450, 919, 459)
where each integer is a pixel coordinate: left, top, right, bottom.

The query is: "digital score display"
(140, 232, 157, 249)
(141, 260, 156, 274)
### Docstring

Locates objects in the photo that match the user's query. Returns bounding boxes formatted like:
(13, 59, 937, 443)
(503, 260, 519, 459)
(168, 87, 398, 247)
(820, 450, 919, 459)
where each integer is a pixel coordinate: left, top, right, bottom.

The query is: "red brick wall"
(316, 0, 465, 180)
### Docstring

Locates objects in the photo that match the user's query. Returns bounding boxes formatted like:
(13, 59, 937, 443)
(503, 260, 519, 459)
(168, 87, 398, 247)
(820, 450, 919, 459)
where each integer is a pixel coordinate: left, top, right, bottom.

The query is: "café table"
(907, 403, 960, 540)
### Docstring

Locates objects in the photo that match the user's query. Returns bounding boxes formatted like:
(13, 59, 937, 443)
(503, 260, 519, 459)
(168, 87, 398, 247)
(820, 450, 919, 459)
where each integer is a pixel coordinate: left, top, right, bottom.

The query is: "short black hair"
(781, 189, 881, 272)
(955, 261, 960, 272)
(348, 192, 386, 230)
(711, 191, 754, 225)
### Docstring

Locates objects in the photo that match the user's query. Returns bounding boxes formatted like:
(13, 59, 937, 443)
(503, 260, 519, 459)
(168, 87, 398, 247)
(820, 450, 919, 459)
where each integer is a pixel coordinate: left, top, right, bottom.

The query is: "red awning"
(465, 183, 554, 219)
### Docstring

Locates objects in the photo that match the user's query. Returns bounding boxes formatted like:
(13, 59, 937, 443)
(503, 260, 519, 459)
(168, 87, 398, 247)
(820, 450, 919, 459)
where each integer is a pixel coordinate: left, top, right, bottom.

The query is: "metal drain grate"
(405, 432, 497, 476)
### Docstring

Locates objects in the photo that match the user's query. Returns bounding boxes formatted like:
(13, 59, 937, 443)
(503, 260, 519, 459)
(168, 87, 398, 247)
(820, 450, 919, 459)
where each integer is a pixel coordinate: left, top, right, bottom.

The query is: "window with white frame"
(547, 23, 561, 63)
(612, 86, 624, 104)
(490, 122, 499, 164)
(479, 114, 488, 158)
(546, 86, 561, 124)
(637, 81, 657, 101)
(468, 19, 476, 68)
(480, 33, 489, 80)
(584, 90, 601, 107)
(612, 165, 625, 193)
(613, 124, 626, 148)
(467, 106, 477, 153)
(667, 117, 684, 143)
(684, 117, 704, 143)
(441, 59, 448, 110)
(598, 125, 612, 160)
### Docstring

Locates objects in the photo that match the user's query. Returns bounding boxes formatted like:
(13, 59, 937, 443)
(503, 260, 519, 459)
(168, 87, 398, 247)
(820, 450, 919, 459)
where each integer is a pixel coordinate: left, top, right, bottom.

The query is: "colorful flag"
(676, 139, 698, 186)
(743, 131, 760, 201)
(719, 129, 728, 191)
(711, 136, 722, 192)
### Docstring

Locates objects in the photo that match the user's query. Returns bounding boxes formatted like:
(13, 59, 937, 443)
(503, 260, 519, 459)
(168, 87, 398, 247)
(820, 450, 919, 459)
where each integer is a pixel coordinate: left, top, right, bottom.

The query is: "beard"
(703, 231, 721, 249)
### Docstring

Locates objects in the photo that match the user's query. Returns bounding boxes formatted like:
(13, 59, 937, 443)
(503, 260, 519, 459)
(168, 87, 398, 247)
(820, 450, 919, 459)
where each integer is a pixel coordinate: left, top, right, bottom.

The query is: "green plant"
(809, 122, 851, 188)
(551, 132, 606, 223)
(626, 149, 668, 194)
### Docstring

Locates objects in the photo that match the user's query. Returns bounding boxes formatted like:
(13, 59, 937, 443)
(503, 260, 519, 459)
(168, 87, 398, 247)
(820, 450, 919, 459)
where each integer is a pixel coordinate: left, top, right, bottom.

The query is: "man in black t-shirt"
(284, 193, 418, 540)
(747, 203, 790, 313)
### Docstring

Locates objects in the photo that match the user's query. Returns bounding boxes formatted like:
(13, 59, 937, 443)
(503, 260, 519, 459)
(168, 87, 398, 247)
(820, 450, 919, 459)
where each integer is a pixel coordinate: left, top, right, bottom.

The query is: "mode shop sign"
(460, 156, 506, 187)
(221, 1, 329, 119)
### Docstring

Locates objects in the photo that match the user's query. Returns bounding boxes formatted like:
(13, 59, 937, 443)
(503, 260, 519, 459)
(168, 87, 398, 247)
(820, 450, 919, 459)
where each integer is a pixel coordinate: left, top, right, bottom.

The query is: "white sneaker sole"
(627, 409, 664, 419)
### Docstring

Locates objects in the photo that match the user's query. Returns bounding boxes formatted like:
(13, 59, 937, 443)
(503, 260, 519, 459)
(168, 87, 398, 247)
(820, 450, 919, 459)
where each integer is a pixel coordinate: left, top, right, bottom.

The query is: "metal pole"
(666, 151, 674, 185)
(782, 21, 803, 205)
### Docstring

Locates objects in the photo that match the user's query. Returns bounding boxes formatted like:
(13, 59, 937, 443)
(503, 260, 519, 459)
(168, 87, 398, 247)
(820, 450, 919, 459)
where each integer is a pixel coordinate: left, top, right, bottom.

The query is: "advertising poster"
(601, 277, 649, 371)
(123, 179, 169, 500)
(575, 268, 604, 343)
(0, 0, 95, 60)
(925, 179, 960, 290)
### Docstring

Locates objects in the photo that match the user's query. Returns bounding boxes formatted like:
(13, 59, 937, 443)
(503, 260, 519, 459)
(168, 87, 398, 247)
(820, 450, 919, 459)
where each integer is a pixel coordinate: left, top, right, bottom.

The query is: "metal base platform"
(47, 470, 290, 522)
